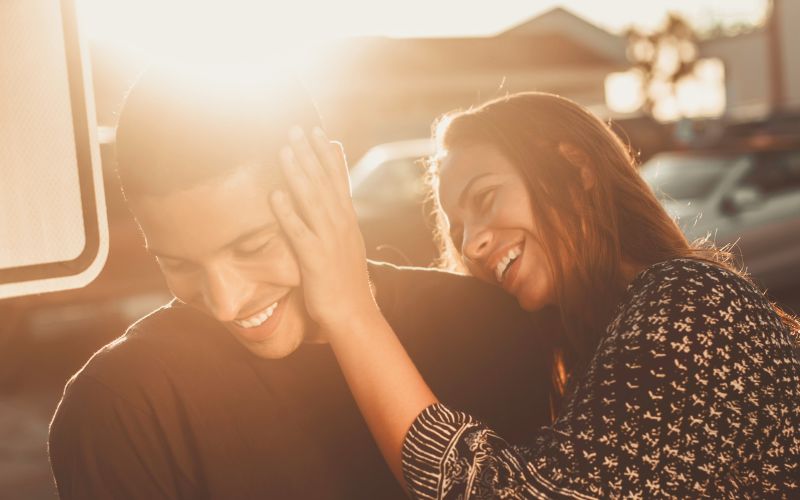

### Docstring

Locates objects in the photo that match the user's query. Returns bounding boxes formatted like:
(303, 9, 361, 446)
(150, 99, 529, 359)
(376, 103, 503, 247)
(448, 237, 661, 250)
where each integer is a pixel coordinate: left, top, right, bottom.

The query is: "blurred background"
(2, 0, 799, 497)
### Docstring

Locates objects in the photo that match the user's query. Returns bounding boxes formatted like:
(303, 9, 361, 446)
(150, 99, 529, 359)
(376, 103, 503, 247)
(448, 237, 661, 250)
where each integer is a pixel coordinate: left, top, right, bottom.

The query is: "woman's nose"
(462, 226, 493, 262)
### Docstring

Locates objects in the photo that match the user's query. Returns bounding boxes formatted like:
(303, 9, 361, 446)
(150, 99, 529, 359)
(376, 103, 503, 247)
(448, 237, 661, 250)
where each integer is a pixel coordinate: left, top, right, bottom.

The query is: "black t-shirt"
(49, 262, 556, 499)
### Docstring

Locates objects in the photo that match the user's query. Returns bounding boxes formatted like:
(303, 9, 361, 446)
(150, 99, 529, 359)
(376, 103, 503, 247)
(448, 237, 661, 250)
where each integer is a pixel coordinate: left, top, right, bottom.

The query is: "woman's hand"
(273, 128, 438, 485)
(270, 126, 379, 336)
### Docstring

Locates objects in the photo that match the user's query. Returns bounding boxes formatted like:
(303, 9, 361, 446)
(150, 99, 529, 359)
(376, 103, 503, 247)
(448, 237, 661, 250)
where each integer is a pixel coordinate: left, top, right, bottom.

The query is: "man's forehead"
(133, 166, 282, 258)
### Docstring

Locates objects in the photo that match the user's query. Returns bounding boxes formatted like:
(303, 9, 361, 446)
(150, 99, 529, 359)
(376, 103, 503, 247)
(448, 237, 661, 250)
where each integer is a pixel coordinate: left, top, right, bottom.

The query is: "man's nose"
(202, 264, 249, 323)
(462, 225, 493, 263)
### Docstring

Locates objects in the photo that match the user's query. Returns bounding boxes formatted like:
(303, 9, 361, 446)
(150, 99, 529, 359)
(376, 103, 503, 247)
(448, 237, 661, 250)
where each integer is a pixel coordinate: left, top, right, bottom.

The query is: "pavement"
(0, 391, 57, 500)
(0, 325, 120, 500)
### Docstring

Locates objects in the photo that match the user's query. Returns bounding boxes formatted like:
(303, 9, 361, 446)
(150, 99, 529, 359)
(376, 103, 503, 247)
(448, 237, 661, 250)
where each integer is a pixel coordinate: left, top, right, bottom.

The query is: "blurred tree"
(625, 13, 699, 121)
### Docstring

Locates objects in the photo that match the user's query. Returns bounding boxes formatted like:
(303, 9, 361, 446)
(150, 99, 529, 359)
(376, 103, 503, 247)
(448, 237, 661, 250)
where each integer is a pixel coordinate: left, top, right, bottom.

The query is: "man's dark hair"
(115, 64, 322, 198)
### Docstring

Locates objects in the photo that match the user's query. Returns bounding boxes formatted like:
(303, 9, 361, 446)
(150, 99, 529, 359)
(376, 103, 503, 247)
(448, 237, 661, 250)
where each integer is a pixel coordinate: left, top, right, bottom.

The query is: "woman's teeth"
(495, 247, 522, 283)
(234, 301, 278, 329)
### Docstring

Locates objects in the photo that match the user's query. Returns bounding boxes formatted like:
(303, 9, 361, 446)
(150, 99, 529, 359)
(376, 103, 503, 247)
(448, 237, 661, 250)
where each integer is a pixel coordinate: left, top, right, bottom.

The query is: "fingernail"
(289, 126, 304, 141)
(312, 126, 325, 139)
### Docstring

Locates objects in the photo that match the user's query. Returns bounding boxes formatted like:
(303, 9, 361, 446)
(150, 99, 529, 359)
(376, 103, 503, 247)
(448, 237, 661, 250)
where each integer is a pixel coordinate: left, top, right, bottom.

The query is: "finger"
(325, 138, 353, 200)
(279, 146, 333, 235)
(289, 127, 343, 214)
(306, 127, 352, 208)
(269, 189, 319, 268)
(308, 127, 340, 174)
(309, 128, 348, 194)
(289, 126, 330, 189)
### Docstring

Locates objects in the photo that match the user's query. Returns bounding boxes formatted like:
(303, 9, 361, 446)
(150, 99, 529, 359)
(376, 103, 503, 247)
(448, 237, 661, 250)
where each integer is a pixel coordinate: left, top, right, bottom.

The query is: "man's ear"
(558, 142, 595, 190)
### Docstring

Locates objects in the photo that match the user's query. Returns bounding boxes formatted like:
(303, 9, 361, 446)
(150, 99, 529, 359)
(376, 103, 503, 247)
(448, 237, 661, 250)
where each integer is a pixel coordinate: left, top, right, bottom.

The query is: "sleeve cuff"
(401, 403, 478, 499)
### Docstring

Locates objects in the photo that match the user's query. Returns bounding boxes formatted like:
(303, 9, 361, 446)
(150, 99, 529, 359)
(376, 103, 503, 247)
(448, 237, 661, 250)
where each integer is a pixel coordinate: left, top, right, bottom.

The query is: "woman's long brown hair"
(426, 92, 799, 417)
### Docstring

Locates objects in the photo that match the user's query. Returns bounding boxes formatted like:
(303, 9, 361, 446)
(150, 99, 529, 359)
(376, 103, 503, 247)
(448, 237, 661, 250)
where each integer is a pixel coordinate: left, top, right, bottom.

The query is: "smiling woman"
(436, 145, 553, 311)
(272, 91, 800, 498)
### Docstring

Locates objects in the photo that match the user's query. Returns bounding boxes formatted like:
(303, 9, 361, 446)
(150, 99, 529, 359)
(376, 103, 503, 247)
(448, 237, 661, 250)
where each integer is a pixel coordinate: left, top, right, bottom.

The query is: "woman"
(270, 92, 800, 498)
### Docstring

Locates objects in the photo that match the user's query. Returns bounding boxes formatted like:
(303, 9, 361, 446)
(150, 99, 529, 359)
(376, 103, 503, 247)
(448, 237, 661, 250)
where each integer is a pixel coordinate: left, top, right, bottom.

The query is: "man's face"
(131, 167, 315, 359)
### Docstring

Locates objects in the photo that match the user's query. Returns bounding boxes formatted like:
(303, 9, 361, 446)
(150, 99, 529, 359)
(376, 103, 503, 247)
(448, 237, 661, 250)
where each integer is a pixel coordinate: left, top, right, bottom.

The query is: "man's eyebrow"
(147, 222, 280, 261)
(456, 173, 494, 208)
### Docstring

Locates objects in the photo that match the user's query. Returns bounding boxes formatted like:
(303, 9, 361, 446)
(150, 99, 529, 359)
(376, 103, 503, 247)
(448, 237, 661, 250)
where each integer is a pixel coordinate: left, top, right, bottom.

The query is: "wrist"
(325, 304, 386, 346)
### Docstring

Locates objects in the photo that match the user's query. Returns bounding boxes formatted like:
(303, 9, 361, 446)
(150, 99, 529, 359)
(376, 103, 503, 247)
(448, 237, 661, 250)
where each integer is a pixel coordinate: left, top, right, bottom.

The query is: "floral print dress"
(402, 259, 800, 499)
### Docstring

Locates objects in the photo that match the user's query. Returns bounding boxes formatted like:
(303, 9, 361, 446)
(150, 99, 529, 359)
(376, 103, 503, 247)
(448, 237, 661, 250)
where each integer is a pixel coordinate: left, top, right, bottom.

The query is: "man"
(48, 65, 556, 499)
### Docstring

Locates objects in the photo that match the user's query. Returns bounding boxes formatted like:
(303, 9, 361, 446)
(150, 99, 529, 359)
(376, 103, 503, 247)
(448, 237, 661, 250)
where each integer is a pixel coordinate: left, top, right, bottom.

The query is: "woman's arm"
(272, 133, 798, 499)
(270, 127, 436, 483)
(328, 309, 437, 484)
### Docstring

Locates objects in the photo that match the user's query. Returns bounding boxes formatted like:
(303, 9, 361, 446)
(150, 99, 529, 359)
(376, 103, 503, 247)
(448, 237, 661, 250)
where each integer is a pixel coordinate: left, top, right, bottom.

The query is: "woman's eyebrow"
(457, 173, 494, 208)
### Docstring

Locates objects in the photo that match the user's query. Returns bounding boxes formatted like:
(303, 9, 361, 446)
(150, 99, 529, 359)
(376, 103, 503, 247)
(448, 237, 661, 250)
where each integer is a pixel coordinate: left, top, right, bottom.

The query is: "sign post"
(0, 0, 108, 299)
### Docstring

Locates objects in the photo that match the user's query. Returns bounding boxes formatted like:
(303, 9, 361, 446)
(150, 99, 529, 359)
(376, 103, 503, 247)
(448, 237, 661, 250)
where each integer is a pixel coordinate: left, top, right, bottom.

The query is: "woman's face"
(438, 143, 555, 311)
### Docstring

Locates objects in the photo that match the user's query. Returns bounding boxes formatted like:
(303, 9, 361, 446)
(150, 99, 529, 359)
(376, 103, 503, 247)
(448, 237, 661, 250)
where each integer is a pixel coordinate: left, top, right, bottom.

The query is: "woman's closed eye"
(473, 187, 496, 213)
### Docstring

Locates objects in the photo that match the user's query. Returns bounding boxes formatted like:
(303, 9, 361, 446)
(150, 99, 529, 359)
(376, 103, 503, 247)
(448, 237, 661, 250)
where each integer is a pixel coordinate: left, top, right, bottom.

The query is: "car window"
(355, 157, 426, 202)
(741, 150, 800, 196)
(640, 154, 744, 201)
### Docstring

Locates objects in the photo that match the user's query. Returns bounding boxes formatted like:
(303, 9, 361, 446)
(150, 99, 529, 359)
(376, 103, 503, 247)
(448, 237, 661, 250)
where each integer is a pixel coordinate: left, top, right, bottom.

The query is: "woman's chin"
(513, 282, 552, 312)
(516, 295, 544, 312)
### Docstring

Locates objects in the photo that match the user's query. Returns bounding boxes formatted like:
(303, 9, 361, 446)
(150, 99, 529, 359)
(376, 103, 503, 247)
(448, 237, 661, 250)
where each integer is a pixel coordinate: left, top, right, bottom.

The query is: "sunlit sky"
(79, 0, 769, 60)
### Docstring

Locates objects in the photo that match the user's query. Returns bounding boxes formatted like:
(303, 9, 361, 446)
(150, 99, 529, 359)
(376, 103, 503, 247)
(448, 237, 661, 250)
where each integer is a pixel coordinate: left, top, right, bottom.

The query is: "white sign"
(0, 0, 108, 299)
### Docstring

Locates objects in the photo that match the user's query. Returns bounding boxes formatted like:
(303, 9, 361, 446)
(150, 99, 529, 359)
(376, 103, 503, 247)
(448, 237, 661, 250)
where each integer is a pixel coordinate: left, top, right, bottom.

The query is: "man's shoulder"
(368, 261, 555, 346)
(57, 300, 226, 414)
(127, 298, 211, 341)
(368, 260, 486, 288)
(368, 260, 521, 311)
(48, 302, 220, 499)
(78, 301, 194, 375)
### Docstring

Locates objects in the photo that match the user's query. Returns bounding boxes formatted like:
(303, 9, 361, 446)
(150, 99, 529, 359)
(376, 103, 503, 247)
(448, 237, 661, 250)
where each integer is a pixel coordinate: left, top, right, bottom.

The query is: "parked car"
(351, 139, 437, 266)
(640, 143, 800, 295)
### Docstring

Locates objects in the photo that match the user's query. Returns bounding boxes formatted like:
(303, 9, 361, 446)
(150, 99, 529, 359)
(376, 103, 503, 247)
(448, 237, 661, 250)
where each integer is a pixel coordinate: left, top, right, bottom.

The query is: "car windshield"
(640, 153, 743, 201)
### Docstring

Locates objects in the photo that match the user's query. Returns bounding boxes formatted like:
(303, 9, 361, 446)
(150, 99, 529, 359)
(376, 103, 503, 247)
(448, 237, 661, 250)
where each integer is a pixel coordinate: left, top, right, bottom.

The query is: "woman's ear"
(558, 142, 595, 190)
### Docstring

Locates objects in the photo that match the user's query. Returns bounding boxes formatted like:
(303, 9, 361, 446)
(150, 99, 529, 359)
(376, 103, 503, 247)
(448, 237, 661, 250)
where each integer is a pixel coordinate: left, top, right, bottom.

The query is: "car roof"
(357, 139, 434, 161)
(350, 138, 434, 186)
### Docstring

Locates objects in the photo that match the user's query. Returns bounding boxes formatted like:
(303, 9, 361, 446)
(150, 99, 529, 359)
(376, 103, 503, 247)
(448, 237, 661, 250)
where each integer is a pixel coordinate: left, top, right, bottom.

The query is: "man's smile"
(234, 300, 280, 328)
(226, 292, 292, 344)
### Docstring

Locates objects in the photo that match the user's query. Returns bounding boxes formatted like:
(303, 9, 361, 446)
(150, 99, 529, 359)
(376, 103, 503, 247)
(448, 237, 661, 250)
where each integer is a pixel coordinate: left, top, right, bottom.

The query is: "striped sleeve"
(401, 404, 561, 500)
(401, 404, 471, 499)
(400, 259, 800, 499)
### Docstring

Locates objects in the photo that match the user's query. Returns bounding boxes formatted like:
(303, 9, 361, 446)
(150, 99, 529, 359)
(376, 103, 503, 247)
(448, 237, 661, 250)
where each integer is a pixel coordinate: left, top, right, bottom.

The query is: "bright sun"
(77, 0, 343, 69)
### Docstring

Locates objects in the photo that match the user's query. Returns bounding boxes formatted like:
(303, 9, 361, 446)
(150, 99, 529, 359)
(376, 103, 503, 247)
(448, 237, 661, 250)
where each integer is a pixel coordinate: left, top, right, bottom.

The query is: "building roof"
(313, 9, 628, 81)
(500, 7, 627, 64)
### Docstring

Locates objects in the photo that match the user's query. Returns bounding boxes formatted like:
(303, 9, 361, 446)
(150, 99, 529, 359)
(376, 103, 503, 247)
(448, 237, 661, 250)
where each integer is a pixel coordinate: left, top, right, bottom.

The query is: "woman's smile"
(438, 145, 555, 310)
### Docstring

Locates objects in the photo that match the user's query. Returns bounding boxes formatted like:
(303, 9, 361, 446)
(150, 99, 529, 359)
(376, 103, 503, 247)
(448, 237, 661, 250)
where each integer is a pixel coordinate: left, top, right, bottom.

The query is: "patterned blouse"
(402, 259, 800, 499)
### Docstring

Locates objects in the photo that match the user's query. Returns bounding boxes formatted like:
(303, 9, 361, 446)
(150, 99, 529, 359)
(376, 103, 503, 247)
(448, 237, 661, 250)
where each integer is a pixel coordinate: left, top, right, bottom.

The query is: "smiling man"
(132, 167, 311, 358)
(47, 65, 556, 499)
